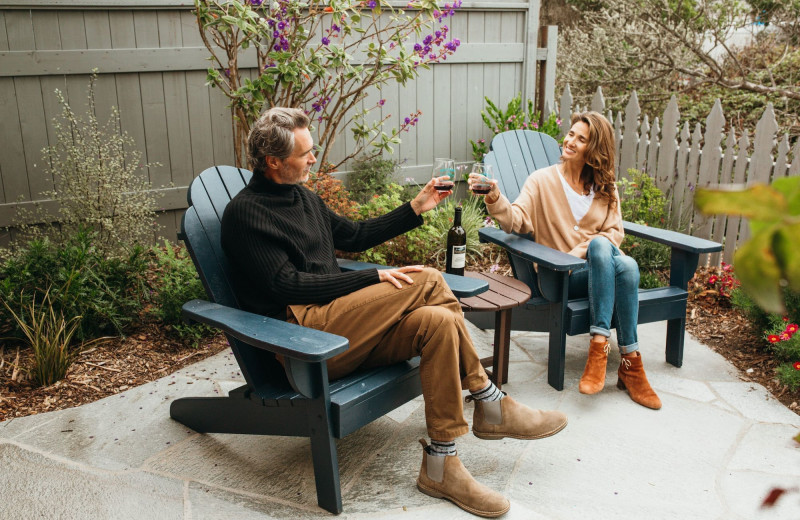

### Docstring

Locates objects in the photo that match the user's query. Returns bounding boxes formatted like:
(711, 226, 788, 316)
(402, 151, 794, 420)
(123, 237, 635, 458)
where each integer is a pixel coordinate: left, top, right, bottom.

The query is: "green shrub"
(617, 168, 673, 287)
(776, 363, 800, 392)
(354, 183, 440, 266)
(1, 289, 105, 387)
(0, 228, 148, 342)
(18, 73, 160, 258)
(348, 156, 401, 204)
(149, 242, 213, 344)
(470, 94, 562, 161)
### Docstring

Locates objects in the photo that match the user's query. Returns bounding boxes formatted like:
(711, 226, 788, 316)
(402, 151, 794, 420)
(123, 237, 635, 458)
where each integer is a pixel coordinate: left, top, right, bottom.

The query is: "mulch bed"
(0, 325, 228, 421)
(1, 262, 797, 421)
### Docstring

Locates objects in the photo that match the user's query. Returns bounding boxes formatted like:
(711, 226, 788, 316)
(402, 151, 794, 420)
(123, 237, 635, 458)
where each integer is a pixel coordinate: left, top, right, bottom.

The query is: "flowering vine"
(194, 0, 463, 168)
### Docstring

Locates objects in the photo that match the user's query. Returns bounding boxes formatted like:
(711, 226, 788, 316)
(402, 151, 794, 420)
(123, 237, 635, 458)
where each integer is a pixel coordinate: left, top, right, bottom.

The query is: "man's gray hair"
(247, 107, 310, 175)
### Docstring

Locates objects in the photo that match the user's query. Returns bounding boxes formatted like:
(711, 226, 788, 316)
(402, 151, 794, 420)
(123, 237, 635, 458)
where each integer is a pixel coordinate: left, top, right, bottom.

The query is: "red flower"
(324, 6, 333, 11)
(783, 316, 790, 321)
(708, 275, 719, 285)
(768, 335, 780, 343)
(786, 324, 799, 334)
(794, 361, 800, 370)
(780, 333, 791, 341)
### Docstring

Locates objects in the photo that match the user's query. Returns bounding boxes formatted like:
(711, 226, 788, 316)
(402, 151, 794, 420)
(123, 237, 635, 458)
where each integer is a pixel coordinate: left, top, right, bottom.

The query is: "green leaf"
(734, 225, 785, 314)
(773, 220, 800, 292)
(694, 184, 787, 221)
(772, 176, 800, 215)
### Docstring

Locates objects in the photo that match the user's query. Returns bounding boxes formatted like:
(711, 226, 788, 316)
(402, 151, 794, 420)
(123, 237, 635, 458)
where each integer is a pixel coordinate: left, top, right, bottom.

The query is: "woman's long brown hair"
(572, 111, 617, 208)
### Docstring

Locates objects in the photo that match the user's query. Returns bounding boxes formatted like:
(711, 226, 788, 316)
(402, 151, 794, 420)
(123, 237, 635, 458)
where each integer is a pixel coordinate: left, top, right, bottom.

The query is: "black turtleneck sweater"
(221, 173, 423, 320)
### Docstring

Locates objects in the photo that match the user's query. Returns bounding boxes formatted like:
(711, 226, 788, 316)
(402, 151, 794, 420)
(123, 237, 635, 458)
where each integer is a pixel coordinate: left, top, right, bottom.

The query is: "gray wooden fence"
(556, 85, 799, 267)
(0, 1, 557, 244)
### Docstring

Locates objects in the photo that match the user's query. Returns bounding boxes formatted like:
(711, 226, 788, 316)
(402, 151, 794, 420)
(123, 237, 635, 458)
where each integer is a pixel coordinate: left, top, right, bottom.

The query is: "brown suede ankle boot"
(469, 395, 567, 440)
(579, 337, 610, 395)
(617, 351, 662, 409)
(416, 439, 510, 518)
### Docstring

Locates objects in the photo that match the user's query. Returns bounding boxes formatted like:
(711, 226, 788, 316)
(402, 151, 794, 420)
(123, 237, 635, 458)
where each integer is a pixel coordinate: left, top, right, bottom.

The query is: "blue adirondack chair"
(170, 166, 487, 514)
(464, 130, 723, 391)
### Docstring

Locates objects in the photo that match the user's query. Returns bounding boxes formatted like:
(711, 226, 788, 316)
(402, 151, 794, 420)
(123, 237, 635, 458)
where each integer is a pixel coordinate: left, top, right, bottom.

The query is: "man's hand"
(378, 265, 425, 288)
(410, 177, 451, 215)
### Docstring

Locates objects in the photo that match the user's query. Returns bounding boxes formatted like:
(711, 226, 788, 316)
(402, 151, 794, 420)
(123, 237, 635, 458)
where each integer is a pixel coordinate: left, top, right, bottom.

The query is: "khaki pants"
(287, 267, 488, 441)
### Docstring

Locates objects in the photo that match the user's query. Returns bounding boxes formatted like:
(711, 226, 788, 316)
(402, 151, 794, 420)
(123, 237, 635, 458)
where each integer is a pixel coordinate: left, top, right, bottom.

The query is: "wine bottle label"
(451, 245, 466, 268)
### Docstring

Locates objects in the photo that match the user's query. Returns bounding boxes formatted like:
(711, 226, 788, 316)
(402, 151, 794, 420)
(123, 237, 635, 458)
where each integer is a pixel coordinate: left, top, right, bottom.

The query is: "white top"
(557, 165, 595, 223)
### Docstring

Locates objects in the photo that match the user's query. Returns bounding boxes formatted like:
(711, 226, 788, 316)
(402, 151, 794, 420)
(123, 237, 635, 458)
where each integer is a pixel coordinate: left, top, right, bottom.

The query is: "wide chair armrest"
(479, 227, 586, 271)
(623, 221, 722, 254)
(336, 258, 489, 297)
(182, 299, 349, 362)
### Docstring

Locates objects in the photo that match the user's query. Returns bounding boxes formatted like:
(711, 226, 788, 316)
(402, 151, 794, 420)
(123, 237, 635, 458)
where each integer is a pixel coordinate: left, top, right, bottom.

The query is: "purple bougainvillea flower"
(322, 36, 330, 45)
(367, 0, 377, 8)
(378, 99, 386, 106)
(414, 43, 422, 52)
(404, 117, 411, 125)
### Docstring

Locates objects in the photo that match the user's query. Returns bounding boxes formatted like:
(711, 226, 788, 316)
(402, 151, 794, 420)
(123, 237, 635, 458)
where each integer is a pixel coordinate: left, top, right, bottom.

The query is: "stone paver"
(1, 321, 798, 520)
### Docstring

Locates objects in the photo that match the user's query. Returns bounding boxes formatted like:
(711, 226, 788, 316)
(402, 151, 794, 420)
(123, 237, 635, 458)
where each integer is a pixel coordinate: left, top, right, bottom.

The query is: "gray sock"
(470, 381, 504, 402)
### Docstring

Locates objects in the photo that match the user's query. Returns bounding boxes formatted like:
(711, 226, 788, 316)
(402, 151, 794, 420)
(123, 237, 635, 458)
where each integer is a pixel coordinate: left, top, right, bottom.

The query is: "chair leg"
(665, 316, 685, 367)
(308, 394, 342, 514)
(547, 328, 567, 391)
(492, 309, 512, 387)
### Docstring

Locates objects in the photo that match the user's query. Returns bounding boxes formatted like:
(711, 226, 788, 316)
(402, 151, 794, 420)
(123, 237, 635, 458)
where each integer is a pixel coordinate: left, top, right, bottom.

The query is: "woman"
(469, 111, 661, 410)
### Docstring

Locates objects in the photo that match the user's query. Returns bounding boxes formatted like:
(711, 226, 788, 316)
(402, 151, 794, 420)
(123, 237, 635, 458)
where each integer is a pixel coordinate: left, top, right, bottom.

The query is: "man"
(221, 107, 567, 518)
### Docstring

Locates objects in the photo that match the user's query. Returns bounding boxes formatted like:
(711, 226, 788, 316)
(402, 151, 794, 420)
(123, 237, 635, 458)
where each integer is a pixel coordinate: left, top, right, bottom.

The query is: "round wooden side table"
(459, 271, 532, 389)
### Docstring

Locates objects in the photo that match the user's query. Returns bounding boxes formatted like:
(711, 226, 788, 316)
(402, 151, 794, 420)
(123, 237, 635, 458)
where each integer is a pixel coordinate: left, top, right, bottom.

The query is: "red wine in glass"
(434, 181, 454, 191)
(471, 184, 491, 194)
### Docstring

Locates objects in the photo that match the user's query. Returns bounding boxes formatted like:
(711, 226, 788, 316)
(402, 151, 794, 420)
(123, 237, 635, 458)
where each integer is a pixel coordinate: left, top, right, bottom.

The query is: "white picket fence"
(552, 85, 800, 267)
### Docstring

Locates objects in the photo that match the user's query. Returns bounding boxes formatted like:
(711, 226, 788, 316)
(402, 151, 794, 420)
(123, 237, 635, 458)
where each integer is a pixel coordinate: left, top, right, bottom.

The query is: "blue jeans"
(568, 237, 640, 354)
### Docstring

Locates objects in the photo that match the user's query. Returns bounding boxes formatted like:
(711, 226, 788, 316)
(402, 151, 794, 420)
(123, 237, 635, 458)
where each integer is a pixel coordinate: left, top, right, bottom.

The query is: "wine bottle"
(446, 206, 466, 276)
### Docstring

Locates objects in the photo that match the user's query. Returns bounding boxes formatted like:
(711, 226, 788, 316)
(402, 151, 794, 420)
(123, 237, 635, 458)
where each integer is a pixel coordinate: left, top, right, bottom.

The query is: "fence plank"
(671, 122, 691, 230)
(613, 111, 622, 176)
(749, 102, 778, 187)
(710, 130, 737, 265)
(559, 83, 571, 137)
(773, 135, 790, 181)
(31, 10, 63, 198)
(618, 90, 640, 178)
(723, 130, 750, 265)
(647, 116, 660, 177)
(683, 123, 702, 229)
(791, 140, 800, 176)
(590, 86, 604, 113)
(656, 96, 680, 197)
(636, 114, 649, 172)
(694, 100, 724, 243)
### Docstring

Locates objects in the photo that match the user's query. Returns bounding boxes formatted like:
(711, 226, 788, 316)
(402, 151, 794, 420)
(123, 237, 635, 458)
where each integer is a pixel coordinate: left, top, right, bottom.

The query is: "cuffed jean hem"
(589, 326, 611, 338)
(619, 342, 639, 355)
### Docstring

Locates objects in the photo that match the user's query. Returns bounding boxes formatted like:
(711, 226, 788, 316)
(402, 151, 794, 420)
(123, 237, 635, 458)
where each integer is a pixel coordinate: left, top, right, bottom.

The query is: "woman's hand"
(410, 177, 451, 215)
(378, 265, 425, 289)
(467, 173, 500, 202)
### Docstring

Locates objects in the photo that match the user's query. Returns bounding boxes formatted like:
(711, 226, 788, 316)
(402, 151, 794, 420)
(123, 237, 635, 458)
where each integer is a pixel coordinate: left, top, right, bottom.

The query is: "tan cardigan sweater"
(485, 164, 624, 259)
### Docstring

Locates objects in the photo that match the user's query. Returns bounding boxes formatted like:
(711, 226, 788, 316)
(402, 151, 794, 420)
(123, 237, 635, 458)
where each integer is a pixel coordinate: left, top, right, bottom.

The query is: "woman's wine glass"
(469, 163, 495, 195)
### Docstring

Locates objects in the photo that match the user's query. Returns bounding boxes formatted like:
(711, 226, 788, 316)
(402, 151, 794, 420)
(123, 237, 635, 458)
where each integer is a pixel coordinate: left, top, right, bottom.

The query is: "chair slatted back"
(483, 131, 562, 300)
(181, 166, 288, 392)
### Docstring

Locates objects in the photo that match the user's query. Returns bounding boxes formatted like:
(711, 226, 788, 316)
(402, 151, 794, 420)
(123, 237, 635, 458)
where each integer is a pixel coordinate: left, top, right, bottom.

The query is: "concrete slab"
(0, 442, 184, 519)
(2, 327, 798, 520)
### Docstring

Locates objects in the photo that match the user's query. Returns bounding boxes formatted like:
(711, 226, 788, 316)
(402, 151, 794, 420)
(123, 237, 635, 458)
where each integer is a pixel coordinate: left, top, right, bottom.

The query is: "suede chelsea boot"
(469, 394, 568, 440)
(617, 351, 662, 409)
(416, 439, 510, 518)
(579, 336, 610, 395)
